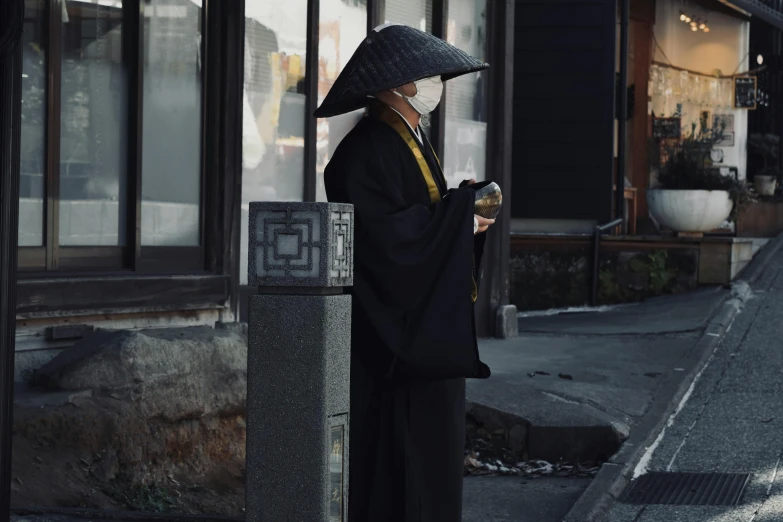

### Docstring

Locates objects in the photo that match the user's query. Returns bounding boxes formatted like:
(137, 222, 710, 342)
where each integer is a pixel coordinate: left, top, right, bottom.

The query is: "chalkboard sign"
(652, 117, 681, 139)
(734, 76, 757, 109)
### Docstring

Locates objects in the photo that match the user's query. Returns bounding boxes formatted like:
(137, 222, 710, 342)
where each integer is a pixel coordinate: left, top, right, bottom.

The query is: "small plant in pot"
(648, 123, 754, 233)
(747, 133, 781, 196)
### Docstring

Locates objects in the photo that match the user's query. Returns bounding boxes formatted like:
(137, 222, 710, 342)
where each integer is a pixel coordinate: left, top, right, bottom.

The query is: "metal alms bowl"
(473, 181, 502, 220)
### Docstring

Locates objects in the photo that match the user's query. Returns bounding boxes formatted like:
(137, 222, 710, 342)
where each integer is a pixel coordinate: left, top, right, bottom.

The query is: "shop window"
(648, 2, 751, 182)
(443, 0, 487, 188)
(19, 0, 46, 249)
(239, 0, 309, 285)
(18, 0, 209, 273)
(141, 0, 203, 247)
(60, 1, 129, 248)
(315, 0, 368, 202)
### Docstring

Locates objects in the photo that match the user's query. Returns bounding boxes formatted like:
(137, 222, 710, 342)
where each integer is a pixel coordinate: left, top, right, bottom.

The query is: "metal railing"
(590, 218, 624, 307)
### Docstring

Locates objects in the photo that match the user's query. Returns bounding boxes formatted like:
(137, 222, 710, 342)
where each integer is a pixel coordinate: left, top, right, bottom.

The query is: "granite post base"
(246, 293, 351, 522)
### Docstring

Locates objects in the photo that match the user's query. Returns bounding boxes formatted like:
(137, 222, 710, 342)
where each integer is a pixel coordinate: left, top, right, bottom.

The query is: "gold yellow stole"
(372, 103, 478, 303)
(372, 104, 442, 205)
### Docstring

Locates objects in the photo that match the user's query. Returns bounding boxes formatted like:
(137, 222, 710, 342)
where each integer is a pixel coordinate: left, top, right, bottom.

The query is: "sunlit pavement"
(606, 250, 783, 521)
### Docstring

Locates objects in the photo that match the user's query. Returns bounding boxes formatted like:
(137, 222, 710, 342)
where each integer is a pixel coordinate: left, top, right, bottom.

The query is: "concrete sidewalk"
(467, 287, 730, 464)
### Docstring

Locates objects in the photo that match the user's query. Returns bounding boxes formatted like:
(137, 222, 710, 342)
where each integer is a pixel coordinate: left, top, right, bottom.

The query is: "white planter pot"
(754, 175, 777, 196)
(647, 189, 733, 233)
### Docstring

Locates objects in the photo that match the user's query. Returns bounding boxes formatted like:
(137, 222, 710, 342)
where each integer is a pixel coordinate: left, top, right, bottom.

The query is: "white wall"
(652, 0, 750, 179)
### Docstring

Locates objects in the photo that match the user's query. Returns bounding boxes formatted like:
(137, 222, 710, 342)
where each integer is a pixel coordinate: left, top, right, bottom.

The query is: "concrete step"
(469, 333, 701, 464)
(470, 287, 730, 465)
(466, 390, 628, 464)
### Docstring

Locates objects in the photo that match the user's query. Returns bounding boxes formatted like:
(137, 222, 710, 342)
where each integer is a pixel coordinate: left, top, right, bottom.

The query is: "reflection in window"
(240, 0, 309, 284)
(382, 0, 433, 34)
(443, 0, 488, 188)
(141, 0, 203, 246)
(59, 0, 128, 246)
(19, 0, 46, 247)
(316, 0, 367, 202)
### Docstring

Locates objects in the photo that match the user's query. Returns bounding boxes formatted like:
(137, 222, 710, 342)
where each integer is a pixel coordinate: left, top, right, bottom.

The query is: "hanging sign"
(652, 117, 681, 139)
(734, 76, 757, 109)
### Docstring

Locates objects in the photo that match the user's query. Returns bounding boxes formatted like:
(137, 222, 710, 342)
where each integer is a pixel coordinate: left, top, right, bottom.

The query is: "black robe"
(324, 101, 490, 522)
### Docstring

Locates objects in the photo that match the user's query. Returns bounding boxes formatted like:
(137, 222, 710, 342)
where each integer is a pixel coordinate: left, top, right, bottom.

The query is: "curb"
(562, 232, 783, 522)
(466, 399, 627, 464)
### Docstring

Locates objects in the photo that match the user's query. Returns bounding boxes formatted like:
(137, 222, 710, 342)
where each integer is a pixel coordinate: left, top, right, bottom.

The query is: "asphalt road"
(464, 279, 730, 521)
(606, 250, 783, 521)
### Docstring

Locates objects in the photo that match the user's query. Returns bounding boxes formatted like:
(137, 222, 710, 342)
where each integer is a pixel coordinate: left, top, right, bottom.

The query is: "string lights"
(679, 10, 709, 32)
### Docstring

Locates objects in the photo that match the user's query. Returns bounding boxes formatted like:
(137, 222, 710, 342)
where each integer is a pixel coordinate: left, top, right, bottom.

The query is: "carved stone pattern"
(248, 202, 353, 287)
(261, 210, 322, 277)
(330, 211, 352, 280)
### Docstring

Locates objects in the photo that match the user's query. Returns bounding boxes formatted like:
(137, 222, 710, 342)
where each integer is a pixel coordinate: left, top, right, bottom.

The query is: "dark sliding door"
(511, 0, 617, 223)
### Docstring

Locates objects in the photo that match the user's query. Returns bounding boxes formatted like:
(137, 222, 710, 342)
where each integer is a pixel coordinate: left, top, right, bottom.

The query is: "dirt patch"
(11, 393, 246, 516)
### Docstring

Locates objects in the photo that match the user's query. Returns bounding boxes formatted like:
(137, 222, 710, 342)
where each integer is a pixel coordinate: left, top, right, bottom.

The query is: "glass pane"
(382, 0, 433, 33)
(316, 0, 367, 202)
(443, 0, 488, 189)
(60, 0, 128, 246)
(141, 0, 203, 246)
(380, 0, 433, 141)
(240, 0, 309, 285)
(19, 0, 46, 247)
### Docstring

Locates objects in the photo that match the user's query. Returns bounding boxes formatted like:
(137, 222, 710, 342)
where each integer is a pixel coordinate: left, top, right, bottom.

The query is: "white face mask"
(394, 76, 443, 115)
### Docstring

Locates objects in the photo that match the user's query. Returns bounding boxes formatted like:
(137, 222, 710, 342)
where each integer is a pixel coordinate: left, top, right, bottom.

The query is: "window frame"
(17, 0, 244, 316)
(18, 0, 210, 275)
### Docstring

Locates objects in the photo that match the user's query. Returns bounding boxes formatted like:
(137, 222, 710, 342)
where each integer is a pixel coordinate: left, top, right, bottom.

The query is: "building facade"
(12, 0, 515, 380)
(510, 0, 783, 236)
(16, 0, 783, 375)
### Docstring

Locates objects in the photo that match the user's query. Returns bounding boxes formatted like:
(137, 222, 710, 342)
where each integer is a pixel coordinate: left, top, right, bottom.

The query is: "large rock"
(36, 327, 248, 422)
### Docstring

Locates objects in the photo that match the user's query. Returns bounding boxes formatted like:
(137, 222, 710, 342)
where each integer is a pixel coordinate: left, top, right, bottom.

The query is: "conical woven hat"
(314, 24, 488, 118)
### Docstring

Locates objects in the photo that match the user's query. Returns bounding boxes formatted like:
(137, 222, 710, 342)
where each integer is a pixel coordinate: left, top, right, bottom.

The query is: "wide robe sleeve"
(332, 139, 490, 382)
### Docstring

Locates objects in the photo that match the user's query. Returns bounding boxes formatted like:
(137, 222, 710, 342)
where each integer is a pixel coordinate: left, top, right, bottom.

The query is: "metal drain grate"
(621, 472, 750, 506)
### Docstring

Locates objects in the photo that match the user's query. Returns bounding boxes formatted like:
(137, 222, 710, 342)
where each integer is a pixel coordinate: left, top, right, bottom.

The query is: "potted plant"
(648, 123, 753, 233)
(747, 133, 781, 196)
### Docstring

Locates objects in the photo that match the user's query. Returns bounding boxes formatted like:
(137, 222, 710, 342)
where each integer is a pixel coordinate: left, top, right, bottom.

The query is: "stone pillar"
(495, 304, 519, 339)
(245, 202, 353, 522)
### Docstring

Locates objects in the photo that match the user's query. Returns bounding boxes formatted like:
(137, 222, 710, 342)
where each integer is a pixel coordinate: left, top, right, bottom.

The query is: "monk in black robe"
(315, 23, 493, 522)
